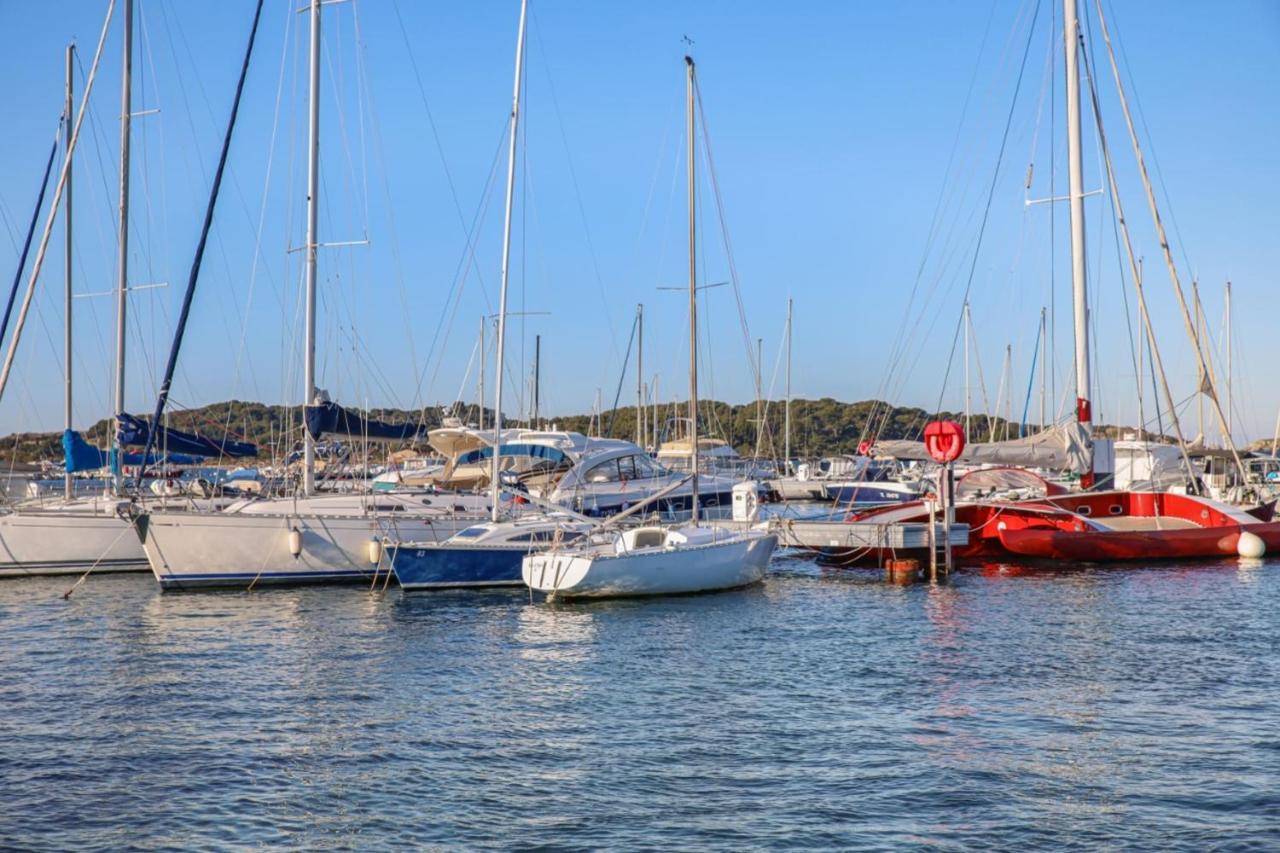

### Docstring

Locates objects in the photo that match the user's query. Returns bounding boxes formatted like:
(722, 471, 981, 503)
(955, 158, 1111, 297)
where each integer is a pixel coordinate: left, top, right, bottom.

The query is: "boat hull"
(391, 543, 527, 590)
(523, 532, 777, 599)
(997, 522, 1280, 561)
(140, 509, 477, 589)
(0, 507, 147, 576)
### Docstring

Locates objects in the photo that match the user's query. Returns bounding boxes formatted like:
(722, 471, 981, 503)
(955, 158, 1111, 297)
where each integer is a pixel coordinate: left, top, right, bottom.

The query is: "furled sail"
(116, 412, 258, 459)
(304, 400, 428, 443)
(62, 429, 203, 473)
(873, 421, 1091, 474)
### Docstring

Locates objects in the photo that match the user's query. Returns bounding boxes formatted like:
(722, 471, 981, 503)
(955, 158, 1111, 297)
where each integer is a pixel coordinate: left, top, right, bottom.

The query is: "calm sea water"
(1, 556, 1277, 850)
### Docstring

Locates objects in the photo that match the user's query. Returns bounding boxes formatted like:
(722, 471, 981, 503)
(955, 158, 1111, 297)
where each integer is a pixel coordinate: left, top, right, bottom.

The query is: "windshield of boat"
(584, 454, 665, 483)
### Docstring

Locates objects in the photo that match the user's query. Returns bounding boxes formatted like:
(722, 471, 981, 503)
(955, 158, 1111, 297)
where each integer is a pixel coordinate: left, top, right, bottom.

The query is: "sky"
(0, 0, 1277, 445)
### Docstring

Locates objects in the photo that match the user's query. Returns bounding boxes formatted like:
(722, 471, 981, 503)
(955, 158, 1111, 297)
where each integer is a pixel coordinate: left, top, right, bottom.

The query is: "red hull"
(823, 489, 1277, 566)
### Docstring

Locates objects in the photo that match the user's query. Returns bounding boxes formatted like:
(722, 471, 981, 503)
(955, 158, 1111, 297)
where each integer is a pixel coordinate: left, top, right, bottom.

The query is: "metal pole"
(113, 0, 132, 494)
(64, 43, 75, 502)
(478, 315, 485, 431)
(963, 301, 972, 442)
(491, 0, 528, 522)
(685, 55, 699, 524)
(1039, 306, 1047, 431)
(1225, 280, 1232, 441)
(1064, 0, 1092, 482)
(784, 297, 792, 473)
(755, 336, 763, 456)
(302, 0, 320, 496)
(1194, 279, 1203, 441)
(636, 303, 644, 449)
(533, 333, 540, 428)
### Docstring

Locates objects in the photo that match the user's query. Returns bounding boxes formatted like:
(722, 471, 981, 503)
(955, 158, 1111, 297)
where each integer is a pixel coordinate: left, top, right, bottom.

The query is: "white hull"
(141, 499, 483, 589)
(0, 504, 145, 576)
(523, 527, 777, 599)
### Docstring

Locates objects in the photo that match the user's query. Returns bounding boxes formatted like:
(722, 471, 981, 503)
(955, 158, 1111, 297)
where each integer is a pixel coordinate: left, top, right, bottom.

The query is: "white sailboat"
(523, 55, 776, 600)
(135, 0, 488, 589)
(0, 8, 153, 576)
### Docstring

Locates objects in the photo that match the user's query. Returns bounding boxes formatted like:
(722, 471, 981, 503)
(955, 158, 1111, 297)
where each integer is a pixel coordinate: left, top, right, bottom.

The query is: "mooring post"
(927, 498, 938, 582)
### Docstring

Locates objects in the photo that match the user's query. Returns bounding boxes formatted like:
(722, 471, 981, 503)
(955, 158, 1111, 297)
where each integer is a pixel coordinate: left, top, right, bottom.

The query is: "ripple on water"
(0, 561, 1277, 849)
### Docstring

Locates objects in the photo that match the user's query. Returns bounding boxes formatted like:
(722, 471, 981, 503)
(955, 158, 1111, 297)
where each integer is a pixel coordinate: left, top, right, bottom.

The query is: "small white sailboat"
(524, 55, 776, 600)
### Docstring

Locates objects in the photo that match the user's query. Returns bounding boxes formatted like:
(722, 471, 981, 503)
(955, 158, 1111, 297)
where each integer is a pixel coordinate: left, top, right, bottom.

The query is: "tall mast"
(301, 0, 321, 496)
(478, 316, 485, 431)
(1064, 0, 1092, 484)
(755, 336, 763, 456)
(685, 55, 699, 524)
(784, 297, 792, 471)
(533, 333, 540, 427)
(636, 303, 644, 448)
(64, 43, 75, 502)
(963, 301, 972, 441)
(1038, 306, 1047, 430)
(112, 0, 132, 493)
(1193, 279, 1203, 440)
(1225, 280, 1232, 441)
(490, 0, 527, 522)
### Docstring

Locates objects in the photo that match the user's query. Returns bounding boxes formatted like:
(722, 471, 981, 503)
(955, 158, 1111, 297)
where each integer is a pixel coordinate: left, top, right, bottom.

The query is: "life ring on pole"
(923, 421, 966, 464)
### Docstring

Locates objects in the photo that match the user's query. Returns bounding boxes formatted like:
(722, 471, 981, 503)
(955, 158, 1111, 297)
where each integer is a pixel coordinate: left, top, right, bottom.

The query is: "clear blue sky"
(0, 1, 1276, 443)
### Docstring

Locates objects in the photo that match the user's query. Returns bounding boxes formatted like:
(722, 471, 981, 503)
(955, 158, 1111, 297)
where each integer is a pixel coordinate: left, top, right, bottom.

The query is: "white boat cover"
(873, 421, 1092, 474)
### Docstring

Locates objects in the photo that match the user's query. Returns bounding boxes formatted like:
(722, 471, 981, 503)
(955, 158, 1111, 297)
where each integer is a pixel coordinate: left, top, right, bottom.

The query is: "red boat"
(829, 474, 1280, 566)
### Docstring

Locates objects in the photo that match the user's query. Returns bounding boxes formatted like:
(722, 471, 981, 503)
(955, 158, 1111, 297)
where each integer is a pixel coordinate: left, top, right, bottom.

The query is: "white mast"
(1038, 306, 1047, 431)
(754, 336, 763, 456)
(1225, 280, 1232, 441)
(784, 297, 792, 472)
(64, 43, 75, 502)
(636, 303, 644, 448)
(112, 0, 132, 493)
(302, 0, 321, 496)
(490, 0, 528, 522)
(686, 55, 700, 524)
(1064, 0, 1092, 484)
(478, 315, 485, 431)
(963, 301, 972, 441)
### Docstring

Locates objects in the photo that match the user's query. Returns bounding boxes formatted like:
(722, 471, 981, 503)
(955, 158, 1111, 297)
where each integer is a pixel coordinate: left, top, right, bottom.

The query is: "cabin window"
(585, 461, 620, 483)
(1108, 504, 1123, 515)
(455, 527, 487, 538)
(1076, 505, 1092, 516)
(618, 456, 638, 480)
(373, 504, 405, 512)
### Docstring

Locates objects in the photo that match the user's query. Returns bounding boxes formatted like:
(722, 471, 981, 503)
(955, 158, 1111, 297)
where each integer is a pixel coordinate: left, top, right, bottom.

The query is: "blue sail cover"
(62, 429, 204, 473)
(456, 443, 568, 466)
(116, 412, 257, 459)
(305, 401, 427, 442)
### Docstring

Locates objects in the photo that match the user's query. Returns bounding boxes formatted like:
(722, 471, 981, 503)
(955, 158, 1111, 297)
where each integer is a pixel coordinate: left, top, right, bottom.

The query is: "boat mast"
(784, 297, 792, 472)
(1225, 280, 1232, 441)
(1038, 306, 1047, 431)
(533, 333, 540, 428)
(112, 0, 132, 493)
(302, 0, 321, 496)
(64, 43, 75, 502)
(491, 0, 528, 522)
(1092, 0, 1245, 481)
(685, 55, 700, 524)
(1193, 279, 1203, 440)
(754, 336, 763, 457)
(636, 303, 644, 449)
(478, 315, 485, 431)
(1064, 0, 1092, 485)
(963, 301, 971, 441)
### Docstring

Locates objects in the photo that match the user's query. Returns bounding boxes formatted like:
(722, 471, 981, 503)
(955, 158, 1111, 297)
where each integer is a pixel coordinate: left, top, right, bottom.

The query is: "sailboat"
(0, 6, 199, 576)
(823, 0, 1280, 567)
(133, 0, 491, 589)
(522, 56, 777, 599)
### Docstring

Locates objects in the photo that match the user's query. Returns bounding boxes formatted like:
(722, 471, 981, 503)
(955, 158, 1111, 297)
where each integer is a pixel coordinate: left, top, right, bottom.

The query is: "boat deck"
(1091, 517, 1201, 532)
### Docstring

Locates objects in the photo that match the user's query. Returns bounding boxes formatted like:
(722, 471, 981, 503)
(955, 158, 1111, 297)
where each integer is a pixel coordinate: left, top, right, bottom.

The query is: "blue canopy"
(305, 400, 427, 442)
(117, 412, 257, 459)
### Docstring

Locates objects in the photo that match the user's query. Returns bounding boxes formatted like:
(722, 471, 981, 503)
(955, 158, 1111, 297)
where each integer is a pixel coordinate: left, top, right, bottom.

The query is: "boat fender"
(288, 527, 303, 559)
(366, 538, 382, 565)
(1237, 531, 1265, 559)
